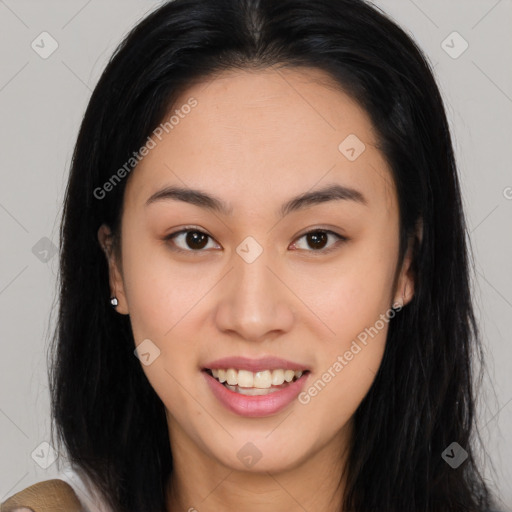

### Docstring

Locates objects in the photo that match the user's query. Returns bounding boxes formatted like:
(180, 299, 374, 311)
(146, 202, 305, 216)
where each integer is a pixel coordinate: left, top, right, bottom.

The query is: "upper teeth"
(210, 368, 303, 388)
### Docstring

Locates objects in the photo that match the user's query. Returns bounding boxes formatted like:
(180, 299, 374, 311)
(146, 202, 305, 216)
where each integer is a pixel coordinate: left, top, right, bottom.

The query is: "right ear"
(97, 224, 129, 315)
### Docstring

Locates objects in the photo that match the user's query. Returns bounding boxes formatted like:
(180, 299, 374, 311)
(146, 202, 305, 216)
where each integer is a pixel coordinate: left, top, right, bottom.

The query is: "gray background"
(0, 0, 511, 508)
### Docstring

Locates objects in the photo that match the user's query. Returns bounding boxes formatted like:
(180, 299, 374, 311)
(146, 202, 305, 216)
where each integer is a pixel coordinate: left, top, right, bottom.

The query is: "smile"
(202, 368, 311, 417)
(206, 368, 305, 392)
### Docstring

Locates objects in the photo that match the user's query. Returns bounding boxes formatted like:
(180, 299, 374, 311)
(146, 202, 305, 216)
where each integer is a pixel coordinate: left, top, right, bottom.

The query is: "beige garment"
(0, 479, 84, 512)
(57, 466, 111, 512)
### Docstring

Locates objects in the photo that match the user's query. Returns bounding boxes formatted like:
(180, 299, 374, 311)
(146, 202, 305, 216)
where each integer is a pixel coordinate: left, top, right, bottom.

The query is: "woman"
(1, 0, 501, 511)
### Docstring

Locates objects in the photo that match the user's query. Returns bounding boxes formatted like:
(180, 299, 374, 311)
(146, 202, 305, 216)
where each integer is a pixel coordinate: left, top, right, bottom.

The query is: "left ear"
(393, 218, 422, 308)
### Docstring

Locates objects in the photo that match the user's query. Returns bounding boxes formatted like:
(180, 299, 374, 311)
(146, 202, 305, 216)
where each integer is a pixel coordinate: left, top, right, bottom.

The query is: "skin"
(98, 66, 418, 512)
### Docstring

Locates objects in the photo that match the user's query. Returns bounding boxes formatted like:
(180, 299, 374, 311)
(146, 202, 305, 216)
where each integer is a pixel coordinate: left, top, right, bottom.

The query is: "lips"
(201, 356, 310, 417)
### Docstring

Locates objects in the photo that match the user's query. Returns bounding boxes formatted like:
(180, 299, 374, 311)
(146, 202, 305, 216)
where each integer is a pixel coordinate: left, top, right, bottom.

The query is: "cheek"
(121, 233, 205, 341)
(118, 241, 206, 423)
(299, 313, 389, 437)
(120, 240, 202, 417)
(293, 240, 395, 422)
(292, 239, 397, 343)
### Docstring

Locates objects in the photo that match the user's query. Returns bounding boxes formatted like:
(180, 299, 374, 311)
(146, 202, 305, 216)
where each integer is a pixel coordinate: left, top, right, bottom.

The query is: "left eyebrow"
(144, 183, 368, 217)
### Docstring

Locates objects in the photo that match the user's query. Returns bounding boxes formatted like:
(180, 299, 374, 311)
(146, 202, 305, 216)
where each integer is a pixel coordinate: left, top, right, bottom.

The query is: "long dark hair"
(49, 0, 494, 510)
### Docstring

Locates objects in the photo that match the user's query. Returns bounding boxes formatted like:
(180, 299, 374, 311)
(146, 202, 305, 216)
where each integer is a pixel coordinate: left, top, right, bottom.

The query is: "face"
(99, 67, 415, 476)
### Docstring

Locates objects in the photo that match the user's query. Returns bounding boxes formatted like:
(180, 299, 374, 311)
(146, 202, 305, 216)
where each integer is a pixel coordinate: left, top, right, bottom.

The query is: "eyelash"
(163, 226, 348, 255)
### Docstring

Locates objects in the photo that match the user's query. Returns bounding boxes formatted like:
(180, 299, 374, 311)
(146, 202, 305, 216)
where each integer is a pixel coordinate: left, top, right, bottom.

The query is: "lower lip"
(203, 370, 310, 418)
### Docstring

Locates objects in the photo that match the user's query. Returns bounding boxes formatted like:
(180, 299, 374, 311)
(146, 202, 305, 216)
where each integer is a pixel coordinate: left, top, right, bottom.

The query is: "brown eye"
(184, 231, 209, 250)
(290, 230, 346, 253)
(165, 229, 219, 252)
(306, 231, 328, 250)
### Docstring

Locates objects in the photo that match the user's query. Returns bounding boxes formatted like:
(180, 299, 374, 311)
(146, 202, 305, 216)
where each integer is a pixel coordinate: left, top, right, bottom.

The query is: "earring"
(110, 296, 118, 307)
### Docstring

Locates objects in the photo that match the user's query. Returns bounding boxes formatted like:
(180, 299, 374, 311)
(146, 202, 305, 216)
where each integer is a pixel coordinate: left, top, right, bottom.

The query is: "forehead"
(125, 66, 396, 217)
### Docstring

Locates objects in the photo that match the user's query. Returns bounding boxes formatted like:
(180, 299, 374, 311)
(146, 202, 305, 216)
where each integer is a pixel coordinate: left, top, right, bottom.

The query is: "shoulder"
(0, 478, 84, 512)
(1, 467, 111, 512)
(56, 466, 112, 512)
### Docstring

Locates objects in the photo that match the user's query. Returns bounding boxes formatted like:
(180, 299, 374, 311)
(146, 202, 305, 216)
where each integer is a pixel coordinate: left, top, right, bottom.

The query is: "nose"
(213, 247, 295, 343)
